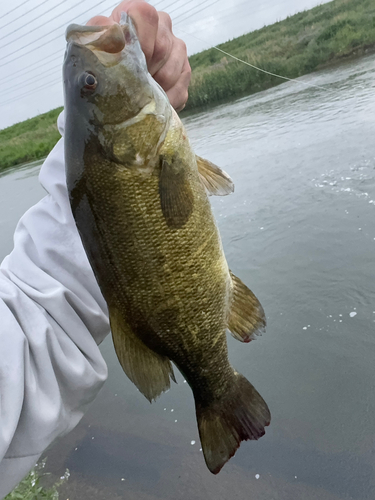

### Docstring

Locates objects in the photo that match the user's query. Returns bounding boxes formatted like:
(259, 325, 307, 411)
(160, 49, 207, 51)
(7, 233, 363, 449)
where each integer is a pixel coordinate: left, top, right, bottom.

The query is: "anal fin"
(109, 306, 175, 402)
(228, 271, 266, 342)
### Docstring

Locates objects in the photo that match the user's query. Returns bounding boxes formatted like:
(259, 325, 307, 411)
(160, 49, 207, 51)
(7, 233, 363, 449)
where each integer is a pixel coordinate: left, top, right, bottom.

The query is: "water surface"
(1, 55, 375, 499)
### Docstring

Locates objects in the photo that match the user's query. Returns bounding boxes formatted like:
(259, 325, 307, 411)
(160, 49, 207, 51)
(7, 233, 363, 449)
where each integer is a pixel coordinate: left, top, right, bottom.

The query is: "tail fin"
(196, 372, 270, 474)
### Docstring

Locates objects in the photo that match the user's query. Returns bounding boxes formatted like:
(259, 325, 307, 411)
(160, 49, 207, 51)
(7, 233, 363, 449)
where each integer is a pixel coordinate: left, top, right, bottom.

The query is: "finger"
(147, 11, 173, 75)
(112, 1, 159, 66)
(86, 15, 115, 26)
(152, 37, 188, 91)
(166, 60, 191, 112)
(109, 0, 147, 23)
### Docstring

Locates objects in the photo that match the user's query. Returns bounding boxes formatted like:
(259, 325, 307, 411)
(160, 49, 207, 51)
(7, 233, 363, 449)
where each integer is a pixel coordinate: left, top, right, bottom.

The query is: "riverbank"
(185, 0, 375, 110)
(0, 107, 62, 172)
(1, 0, 374, 171)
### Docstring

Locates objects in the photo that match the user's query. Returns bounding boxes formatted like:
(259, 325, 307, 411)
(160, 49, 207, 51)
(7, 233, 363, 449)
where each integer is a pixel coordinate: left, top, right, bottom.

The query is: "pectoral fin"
(227, 271, 266, 342)
(109, 306, 175, 402)
(159, 155, 194, 229)
(196, 156, 234, 196)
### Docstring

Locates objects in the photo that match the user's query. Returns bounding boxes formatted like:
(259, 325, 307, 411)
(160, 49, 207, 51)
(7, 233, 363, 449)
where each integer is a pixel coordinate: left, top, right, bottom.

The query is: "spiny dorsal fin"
(109, 306, 176, 402)
(227, 271, 266, 342)
(196, 155, 234, 196)
(159, 156, 194, 229)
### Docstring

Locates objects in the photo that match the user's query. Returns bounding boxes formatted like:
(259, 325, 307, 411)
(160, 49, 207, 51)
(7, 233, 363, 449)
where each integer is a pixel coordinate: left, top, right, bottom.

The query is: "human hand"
(87, 0, 191, 111)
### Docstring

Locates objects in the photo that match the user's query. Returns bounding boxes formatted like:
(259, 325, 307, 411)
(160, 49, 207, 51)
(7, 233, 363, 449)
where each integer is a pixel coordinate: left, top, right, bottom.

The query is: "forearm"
(0, 115, 109, 497)
(0, 1, 191, 493)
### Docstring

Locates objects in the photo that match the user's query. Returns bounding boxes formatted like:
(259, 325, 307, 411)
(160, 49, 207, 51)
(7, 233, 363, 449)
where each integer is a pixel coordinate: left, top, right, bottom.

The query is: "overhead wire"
(152, 0, 188, 15)
(0, 0, 34, 21)
(169, 0, 221, 19)
(1, 63, 62, 97)
(0, 0, 111, 68)
(175, 0, 282, 28)
(0, 0, 74, 45)
(1, 52, 60, 86)
(0, 0, 175, 93)
(0, 0, 120, 103)
(1, 0, 52, 31)
(0, 0, 263, 99)
(0, 76, 62, 108)
(0, 0, 322, 107)
(1, 0, 119, 86)
(1, 0, 215, 103)
(173, 0, 224, 24)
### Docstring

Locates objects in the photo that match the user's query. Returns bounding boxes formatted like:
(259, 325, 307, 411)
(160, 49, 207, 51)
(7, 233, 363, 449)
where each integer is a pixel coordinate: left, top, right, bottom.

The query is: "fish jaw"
(63, 16, 156, 130)
(65, 13, 147, 69)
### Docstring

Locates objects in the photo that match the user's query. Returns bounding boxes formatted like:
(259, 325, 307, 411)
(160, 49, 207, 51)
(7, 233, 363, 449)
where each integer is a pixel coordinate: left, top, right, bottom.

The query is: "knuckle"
(184, 69, 192, 87)
(135, 1, 159, 26)
(181, 89, 189, 105)
(160, 64, 177, 88)
(158, 11, 173, 31)
(176, 38, 187, 56)
(144, 3, 159, 27)
(153, 32, 172, 66)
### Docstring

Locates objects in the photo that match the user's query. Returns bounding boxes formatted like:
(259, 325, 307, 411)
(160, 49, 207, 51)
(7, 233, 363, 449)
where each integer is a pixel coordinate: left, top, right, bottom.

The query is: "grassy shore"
(185, 0, 375, 109)
(0, 107, 63, 172)
(1, 0, 375, 171)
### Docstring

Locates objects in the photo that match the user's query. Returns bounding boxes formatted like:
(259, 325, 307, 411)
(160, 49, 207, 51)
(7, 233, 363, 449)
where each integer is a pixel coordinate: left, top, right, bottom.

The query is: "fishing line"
(179, 29, 328, 92)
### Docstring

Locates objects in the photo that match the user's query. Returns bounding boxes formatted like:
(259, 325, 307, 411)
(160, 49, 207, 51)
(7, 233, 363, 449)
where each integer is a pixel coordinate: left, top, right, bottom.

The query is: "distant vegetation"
(0, 107, 63, 172)
(185, 0, 375, 109)
(1, 0, 374, 171)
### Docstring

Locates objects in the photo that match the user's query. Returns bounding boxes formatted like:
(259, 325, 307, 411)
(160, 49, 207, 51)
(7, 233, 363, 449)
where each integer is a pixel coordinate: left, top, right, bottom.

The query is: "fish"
(63, 13, 270, 474)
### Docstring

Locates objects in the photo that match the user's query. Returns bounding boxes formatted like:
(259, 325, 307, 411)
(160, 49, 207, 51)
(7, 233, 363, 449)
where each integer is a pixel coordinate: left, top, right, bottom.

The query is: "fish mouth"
(65, 13, 138, 64)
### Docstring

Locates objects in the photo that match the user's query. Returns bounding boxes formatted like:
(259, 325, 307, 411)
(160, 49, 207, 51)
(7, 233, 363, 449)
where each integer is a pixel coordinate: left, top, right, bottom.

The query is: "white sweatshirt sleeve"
(0, 112, 110, 498)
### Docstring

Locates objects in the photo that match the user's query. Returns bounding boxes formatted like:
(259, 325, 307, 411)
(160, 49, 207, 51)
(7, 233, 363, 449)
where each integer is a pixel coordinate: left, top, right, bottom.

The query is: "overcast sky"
(0, 0, 331, 129)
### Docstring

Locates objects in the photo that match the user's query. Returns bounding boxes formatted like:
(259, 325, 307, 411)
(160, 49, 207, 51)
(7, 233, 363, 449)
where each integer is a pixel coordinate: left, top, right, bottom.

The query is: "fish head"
(63, 14, 156, 127)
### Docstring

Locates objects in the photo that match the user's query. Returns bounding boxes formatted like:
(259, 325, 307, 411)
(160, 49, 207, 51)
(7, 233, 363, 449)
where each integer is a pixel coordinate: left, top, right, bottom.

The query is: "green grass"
(1, 0, 375, 170)
(185, 0, 375, 109)
(0, 107, 63, 172)
(4, 459, 69, 500)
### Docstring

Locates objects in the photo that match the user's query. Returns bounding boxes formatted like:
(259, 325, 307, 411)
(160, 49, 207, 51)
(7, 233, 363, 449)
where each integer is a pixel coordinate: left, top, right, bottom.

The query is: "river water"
(1, 53, 375, 499)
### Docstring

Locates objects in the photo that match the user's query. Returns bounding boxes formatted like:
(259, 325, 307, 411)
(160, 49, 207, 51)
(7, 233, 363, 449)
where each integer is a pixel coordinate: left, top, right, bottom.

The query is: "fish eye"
(83, 72, 97, 90)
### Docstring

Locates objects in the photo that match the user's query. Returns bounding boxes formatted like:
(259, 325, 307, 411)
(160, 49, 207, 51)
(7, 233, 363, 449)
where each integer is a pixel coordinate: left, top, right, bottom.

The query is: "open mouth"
(66, 23, 126, 54)
(65, 12, 138, 66)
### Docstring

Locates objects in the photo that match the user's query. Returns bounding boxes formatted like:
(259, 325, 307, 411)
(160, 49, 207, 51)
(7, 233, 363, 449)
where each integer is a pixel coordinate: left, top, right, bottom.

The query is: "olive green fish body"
(63, 14, 270, 474)
(72, 111, 233, 396)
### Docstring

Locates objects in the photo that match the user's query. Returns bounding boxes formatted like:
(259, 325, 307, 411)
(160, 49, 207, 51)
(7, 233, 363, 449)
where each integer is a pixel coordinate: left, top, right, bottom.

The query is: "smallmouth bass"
(63, 14, 270, 474)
